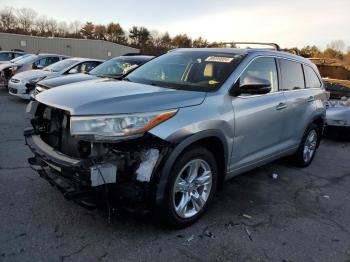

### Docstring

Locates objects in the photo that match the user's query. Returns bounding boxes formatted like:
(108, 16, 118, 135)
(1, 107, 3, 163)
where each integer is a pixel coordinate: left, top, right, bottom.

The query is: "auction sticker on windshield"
(205, 56, 234, 63)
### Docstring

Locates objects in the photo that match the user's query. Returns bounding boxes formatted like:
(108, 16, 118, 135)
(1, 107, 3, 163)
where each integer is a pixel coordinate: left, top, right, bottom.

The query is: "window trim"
(302, 64, 322, 89)
(230, 55, 323, 98)
(231, 55, 281, 98)
(278, 58, 306, 91)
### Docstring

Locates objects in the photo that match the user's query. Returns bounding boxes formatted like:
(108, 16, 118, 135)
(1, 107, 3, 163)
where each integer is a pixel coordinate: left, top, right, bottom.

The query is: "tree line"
(0, 6, 349, 64)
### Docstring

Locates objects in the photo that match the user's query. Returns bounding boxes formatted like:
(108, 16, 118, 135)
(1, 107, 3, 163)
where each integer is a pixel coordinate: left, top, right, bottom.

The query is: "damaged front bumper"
(24, 128, 170, 210)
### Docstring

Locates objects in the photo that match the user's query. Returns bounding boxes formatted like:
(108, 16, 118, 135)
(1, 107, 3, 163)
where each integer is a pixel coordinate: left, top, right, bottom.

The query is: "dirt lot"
(0, 88, 350, 262)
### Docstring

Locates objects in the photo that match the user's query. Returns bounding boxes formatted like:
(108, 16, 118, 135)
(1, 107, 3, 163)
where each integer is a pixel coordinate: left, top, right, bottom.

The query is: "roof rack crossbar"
(208, 42, 281, 51)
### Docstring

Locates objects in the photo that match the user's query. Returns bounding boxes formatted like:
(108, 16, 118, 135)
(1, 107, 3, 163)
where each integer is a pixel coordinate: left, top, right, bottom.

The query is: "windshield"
(126, 51, 245, 91)
(0, 52, 13, 61)
(89, 58, 141, 77)
(15, 54, 38, 64)
(43, 59, 78, 72)
(10, 54, 31, 63)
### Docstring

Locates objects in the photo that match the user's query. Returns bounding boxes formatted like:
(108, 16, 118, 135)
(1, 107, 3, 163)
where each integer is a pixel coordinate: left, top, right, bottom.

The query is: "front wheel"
(293, 123, 320, 167)
(161, 146, 218, 228)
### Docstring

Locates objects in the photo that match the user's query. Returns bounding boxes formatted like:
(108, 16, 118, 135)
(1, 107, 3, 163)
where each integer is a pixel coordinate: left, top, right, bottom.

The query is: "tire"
(293, 123, 320, 167)
(161, 146, 218, 228)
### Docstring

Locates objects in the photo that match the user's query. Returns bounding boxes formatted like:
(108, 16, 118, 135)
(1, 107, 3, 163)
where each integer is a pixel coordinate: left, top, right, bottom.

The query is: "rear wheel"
(293, 123, 320, 167)
(161, 146, 218, 228)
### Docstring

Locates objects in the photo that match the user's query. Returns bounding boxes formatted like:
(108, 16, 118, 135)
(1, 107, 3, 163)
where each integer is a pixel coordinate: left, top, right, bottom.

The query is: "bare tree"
(16, 8, 37, 32)
(327, 40, 346, 53)
(0, 6, 17, 31)
(57, 21, 68, 37)
(69, 20, 81, 37)
(46, 18, 58, 36)
(36, 15, 48, 35)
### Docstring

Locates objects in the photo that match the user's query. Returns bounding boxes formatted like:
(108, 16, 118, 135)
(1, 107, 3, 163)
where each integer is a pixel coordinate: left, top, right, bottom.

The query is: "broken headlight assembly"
(70, 109, 177, 141)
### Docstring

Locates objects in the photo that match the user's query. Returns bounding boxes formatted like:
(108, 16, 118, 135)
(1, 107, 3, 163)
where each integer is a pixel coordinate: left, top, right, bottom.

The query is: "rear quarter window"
(303, 65, 322, 88)
(279, 59, 305, 91)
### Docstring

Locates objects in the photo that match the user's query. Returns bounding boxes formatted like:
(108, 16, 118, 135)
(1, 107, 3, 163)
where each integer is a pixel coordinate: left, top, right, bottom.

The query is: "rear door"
(230, 57, 287, 170)
(279, 58, 317, 148)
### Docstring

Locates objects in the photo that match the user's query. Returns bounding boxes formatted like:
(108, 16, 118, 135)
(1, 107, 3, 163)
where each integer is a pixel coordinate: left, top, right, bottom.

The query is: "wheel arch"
(154, 129, 229, 207)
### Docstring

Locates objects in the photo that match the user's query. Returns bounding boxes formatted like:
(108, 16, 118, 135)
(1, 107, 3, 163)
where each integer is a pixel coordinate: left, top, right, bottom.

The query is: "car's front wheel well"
(189, 136, 226, 189)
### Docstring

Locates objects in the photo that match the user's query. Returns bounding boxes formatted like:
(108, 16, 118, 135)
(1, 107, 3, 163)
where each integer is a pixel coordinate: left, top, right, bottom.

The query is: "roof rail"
(208, 42, 281, 51)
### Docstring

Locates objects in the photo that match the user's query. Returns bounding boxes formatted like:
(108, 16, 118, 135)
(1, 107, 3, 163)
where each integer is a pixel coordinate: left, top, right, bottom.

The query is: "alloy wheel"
(303, 129, 317, 163)
(172, 159, 213, 218)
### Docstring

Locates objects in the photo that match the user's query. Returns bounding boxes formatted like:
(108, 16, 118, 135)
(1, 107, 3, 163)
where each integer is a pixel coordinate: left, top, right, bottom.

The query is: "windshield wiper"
(122, 77, 132, 82)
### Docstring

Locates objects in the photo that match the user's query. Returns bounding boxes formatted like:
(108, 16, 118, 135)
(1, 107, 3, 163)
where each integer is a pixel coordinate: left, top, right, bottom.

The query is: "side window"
(13, 53, 23, 58)
(45, 56, 60, 66)
(68, 64, 81, 74)
(240, 57, 278, 93)
(35, 58, 47, 67)
(80, 62, 100, 73)
(279, 59, 305, 90)
(303, 65, 322, 88)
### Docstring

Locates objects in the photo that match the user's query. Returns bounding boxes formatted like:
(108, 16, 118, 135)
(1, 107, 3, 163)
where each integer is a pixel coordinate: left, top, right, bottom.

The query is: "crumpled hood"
(38, 73, 98, 88)
(0, 62, 14, 71)
(12, 70, 52, 81)
(36, 80, 206, 115)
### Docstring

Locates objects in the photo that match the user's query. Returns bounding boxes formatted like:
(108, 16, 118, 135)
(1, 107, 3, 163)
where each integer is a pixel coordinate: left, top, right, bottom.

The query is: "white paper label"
(205, 56, 234, 63)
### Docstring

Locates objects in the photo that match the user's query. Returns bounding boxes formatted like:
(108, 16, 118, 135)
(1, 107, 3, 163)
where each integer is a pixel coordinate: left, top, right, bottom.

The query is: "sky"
(1, 0, 349, 50)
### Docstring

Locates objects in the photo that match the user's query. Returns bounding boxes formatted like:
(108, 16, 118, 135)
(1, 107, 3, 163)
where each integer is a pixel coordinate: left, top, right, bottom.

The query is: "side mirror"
(230, 76, 271, 96)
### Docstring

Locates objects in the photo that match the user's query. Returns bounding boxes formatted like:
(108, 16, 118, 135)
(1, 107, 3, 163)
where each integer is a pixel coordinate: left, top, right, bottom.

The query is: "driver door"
(230, 57, 287, 171)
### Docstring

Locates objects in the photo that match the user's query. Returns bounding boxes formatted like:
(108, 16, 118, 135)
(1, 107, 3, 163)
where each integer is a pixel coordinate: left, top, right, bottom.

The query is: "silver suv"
(24, 44, 327, 227)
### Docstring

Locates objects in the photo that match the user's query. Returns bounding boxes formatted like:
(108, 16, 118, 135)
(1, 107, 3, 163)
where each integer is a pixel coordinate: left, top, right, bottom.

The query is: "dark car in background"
(33, 55, 154, 96)
(0, 50, 26, 63)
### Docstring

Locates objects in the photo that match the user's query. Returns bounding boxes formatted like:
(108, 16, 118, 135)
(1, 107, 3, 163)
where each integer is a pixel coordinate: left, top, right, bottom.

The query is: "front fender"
(154, 129, 229, 206)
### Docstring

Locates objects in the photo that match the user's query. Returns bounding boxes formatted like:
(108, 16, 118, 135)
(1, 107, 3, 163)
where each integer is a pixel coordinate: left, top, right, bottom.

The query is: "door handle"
(307, 96, 315, 102)
(276, 102, 287, 110)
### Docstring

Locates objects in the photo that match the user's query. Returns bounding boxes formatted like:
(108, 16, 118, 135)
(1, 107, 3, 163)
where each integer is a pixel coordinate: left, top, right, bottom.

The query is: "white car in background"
(0, 53, 68, 88)
(8, 57, 103, 99)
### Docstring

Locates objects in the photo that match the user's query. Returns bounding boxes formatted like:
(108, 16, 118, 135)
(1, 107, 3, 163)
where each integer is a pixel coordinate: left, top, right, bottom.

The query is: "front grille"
(10, 78, 20, 83)
(35, 104, 89, 158)
(9, 87, 17, 94)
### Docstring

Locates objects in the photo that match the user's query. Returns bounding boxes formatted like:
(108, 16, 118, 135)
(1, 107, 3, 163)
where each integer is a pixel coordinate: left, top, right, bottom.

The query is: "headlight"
(70, 110, 177, 140)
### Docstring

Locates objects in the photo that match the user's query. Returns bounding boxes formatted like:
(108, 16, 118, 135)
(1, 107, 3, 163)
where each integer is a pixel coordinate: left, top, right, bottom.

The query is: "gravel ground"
(0, 88, 350, 262)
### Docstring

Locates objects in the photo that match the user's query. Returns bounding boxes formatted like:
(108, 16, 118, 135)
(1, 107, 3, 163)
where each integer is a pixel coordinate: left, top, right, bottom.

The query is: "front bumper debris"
(24, 126, 170, 210)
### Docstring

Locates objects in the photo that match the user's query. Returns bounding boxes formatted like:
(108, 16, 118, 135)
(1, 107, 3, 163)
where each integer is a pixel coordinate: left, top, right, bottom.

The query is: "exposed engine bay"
(25, 102, 172, 211)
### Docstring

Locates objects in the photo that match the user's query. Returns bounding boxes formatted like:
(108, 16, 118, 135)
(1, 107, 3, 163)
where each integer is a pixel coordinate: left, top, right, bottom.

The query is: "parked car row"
(0, 53, 69, 88)
(0, 50, 154, 100)
(22, 43, 329, 227)
(8, 57, 103, 99)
